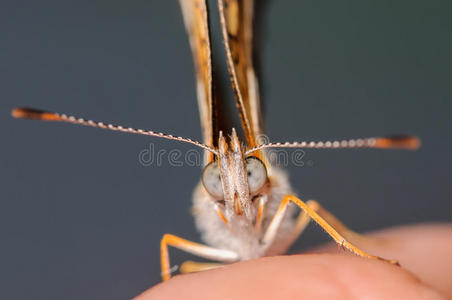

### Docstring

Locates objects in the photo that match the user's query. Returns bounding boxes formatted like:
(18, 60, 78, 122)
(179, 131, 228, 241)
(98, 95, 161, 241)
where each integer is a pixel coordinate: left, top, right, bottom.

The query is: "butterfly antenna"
(12, 107, 218, 155)
(246, 136, 420, 155)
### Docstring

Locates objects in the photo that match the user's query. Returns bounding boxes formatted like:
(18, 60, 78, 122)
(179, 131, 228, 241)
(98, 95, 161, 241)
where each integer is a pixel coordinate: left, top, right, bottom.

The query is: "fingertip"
(312, 223, 452, 298)
(136, 254, 445, 300)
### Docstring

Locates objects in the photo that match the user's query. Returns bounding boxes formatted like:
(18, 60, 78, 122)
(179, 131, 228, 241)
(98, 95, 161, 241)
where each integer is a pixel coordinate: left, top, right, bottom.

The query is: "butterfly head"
(201, 128, 268, 221)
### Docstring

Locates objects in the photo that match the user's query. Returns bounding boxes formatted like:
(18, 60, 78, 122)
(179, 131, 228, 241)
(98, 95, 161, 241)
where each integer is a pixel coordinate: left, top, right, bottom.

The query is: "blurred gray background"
(1, 0, 451, 299)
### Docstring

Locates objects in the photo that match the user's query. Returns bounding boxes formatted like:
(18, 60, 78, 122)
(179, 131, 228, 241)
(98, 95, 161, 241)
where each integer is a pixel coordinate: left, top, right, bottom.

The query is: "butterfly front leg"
(179, 261, 224, 274)
(160, 234, 238, 281)
(281, 199, 366, 249)
(262, 195, 399, 265)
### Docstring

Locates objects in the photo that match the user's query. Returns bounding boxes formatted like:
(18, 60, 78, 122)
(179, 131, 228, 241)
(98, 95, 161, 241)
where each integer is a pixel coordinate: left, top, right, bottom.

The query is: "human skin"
(135, 223, 452, 300)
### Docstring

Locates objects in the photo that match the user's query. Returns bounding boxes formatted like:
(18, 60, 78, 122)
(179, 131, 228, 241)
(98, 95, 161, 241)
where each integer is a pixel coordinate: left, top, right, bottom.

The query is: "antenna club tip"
(11, 107, 28, 119)
(375, 135, 421, 150)
(11, 107, 60, 121)
(408, 136, 421, 150)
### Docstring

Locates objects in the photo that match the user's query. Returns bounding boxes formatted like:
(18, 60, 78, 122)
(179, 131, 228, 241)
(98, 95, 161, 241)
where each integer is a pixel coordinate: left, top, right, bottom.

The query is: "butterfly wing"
(179, 0, 218, 164)
(217, 0, 264, 152)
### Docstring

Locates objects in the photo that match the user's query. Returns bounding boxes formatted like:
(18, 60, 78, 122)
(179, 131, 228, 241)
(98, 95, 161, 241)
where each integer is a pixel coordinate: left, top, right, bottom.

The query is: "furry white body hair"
(192, 167, 298, 260)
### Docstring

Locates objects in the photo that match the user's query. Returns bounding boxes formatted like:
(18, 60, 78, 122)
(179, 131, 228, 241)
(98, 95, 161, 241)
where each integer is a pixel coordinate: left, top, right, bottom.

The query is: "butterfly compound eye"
(245, 157, 267, 194)
(201, 161, 224, 199)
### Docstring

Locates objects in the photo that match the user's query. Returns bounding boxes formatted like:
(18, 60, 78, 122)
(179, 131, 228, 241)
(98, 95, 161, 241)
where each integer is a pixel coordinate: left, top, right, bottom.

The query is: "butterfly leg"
(179, 261, 224, 274)
(285, 200, 365, 248)
(305, 200, 366, 240)
(160, 234, 238, 281)
(263, 195, 398, 265)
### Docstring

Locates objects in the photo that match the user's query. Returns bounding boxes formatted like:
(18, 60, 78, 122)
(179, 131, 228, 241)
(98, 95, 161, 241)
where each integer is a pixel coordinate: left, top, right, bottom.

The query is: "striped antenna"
(245, 136, 420, 155)
(12, 107, 218, 155)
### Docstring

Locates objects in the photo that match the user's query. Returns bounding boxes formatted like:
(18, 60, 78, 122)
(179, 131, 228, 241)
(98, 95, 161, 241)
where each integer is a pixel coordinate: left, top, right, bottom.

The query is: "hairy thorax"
(192, 167, 297, 260)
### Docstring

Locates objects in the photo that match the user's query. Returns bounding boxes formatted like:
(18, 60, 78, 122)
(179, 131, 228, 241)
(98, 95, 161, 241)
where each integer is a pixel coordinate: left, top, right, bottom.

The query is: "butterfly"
(12, 0, 420, 281)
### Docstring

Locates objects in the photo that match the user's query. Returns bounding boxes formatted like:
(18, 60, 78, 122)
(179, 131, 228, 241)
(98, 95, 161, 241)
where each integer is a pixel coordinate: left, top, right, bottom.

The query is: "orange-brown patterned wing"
(179, 0, 217, 164)
(217, 0, 264, 150)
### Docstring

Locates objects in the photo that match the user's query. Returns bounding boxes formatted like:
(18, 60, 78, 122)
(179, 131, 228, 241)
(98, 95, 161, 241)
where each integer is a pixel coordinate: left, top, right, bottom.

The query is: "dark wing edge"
(179, 0, 217, 164)
(217, 0, 265, 151)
